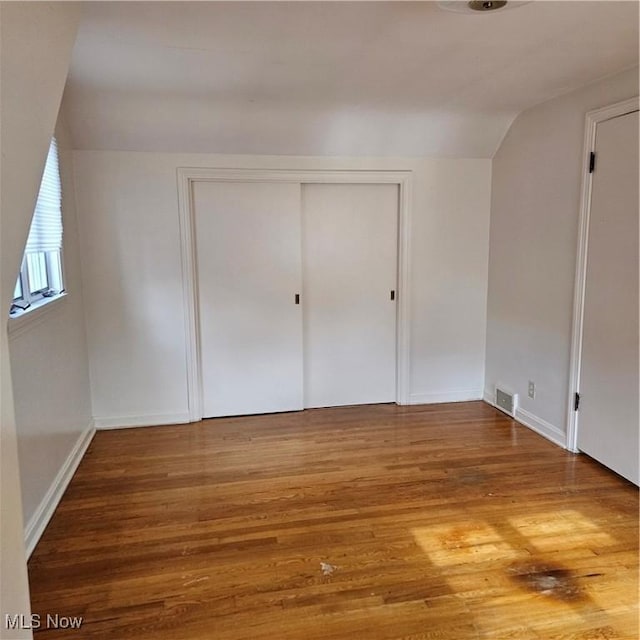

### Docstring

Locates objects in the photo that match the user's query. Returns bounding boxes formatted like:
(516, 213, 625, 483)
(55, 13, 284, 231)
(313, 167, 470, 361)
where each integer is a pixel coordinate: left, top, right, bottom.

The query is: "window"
(10, 138, 65, 315)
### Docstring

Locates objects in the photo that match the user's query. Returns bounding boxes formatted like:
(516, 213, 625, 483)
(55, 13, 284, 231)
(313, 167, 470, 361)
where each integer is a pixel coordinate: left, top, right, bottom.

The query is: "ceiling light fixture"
(437, 1, 531, 14)
(468, 1, 507, 11)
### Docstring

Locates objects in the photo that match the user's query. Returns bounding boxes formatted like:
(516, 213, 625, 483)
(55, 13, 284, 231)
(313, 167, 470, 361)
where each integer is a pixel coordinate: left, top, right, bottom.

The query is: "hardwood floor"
(28, 402, 638, 639)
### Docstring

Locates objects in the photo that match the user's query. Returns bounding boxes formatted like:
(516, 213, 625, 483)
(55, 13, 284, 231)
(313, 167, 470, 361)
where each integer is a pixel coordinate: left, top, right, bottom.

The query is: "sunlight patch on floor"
(411, 522, 522, 566)
(507, 510, 615, 551)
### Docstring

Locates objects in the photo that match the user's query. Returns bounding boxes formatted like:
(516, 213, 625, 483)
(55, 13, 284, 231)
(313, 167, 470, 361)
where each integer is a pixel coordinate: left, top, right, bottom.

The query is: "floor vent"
(495, 387, 518, 417)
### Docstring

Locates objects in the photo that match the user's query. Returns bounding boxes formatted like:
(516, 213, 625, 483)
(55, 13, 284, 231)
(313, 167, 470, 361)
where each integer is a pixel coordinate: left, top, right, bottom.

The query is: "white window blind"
(24, 138, 63, 254)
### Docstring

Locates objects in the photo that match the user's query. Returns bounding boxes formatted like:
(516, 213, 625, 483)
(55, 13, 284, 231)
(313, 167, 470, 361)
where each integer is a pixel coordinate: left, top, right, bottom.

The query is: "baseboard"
(483, 395, 566, 450)
(25, 422, 96, 558)
(94, 412, 191, 429)
(407, 389, 484, 405)
(515, 407, 566, 449)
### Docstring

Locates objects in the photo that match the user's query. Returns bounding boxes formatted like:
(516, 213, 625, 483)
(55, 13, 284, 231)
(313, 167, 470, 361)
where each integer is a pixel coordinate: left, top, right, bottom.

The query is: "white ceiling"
(64, 1, 639, 157)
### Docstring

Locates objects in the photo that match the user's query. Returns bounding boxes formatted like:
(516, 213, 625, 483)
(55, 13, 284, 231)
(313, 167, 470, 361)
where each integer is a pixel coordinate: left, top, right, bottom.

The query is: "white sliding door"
(194, 181, 303, 417)
(302, 184, 398, 408)
(577, 110, 639, 485)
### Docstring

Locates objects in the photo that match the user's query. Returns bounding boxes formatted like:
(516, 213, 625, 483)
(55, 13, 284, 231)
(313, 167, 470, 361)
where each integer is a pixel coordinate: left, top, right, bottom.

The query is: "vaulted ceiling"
(64, 1, 639, 157)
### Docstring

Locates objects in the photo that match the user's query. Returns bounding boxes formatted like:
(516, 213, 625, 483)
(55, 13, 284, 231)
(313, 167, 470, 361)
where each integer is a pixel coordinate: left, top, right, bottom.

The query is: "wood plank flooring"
(28, 402, 638, 639)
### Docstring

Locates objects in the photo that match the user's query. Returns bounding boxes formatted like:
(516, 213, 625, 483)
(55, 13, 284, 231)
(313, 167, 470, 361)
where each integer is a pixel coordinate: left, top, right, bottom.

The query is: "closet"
(193, 180, 399, 418)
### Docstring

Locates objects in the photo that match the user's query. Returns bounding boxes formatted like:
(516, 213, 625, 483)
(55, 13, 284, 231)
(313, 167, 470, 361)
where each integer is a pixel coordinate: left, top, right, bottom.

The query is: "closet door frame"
(566, 96, 639, 453)
(177, 168, 413, 422)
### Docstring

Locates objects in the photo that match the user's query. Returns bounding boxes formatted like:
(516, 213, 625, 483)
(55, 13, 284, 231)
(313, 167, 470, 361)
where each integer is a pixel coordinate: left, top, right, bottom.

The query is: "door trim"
(566, 97, 639, 452)
(177, 168, 413, 422)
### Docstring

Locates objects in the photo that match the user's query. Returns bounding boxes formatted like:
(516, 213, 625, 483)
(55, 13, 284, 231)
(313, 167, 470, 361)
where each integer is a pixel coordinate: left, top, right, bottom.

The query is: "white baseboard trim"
(483, 390, 496, 405)
(515, 407, 567, 449)
(25, 422, 95, 558)
(94, 412, 191, 430)
(483, 394, 566, 450)
(407, 389, 484, 405)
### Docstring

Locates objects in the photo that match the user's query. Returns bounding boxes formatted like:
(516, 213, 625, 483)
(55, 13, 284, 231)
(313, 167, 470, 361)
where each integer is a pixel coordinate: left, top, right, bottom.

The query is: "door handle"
(390, 290, 396, 301)
(295, 293, 300, 305)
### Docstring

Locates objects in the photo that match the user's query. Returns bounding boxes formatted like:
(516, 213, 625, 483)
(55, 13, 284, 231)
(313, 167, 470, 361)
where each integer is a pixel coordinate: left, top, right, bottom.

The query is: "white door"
(578, 110, 639, 485)
(194, 181, 303, 417)
(302, 183, 398, 408)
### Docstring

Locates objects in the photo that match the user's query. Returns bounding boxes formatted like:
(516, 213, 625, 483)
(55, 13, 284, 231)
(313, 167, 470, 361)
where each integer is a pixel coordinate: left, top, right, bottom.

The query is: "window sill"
(8, 292, 68, 339)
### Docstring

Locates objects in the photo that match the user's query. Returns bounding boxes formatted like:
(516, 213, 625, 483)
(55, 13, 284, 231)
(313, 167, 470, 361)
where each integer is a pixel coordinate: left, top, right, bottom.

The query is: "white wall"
(8, 112, 93, 554)
(0, 3, 81, 636)
(485, 67, 639, 445)
(72, 152, 491, 426)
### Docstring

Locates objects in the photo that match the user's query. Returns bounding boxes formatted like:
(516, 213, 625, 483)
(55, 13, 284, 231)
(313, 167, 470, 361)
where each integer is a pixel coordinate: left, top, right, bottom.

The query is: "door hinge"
(574, 392, 580, 411)
(589, 152, 596, 173)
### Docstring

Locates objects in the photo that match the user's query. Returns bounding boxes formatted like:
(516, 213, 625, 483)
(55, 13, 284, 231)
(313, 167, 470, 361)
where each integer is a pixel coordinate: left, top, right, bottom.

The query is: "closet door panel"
(302, 183, 398, 408)
(578, 111, 639, 484)
(194, 181, 303, 417)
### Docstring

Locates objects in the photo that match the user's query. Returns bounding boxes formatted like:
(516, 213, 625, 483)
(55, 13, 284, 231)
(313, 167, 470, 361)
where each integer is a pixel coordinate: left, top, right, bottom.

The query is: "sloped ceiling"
(64, 1, 639, 157)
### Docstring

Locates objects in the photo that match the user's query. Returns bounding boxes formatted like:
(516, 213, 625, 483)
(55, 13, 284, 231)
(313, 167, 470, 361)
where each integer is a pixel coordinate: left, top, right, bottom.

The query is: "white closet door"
(194, 181, 303, 417)
(302, 183, 398, 408)
(578, 110, 639, 485)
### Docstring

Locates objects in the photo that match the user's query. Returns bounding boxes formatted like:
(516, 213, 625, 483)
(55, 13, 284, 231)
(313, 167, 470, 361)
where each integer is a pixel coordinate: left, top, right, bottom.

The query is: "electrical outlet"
(528, 381, 535, 399)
